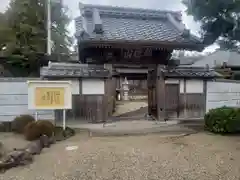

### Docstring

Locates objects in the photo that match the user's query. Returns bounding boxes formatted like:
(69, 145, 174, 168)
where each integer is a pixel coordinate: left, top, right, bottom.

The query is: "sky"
(0, 0, 218, 53)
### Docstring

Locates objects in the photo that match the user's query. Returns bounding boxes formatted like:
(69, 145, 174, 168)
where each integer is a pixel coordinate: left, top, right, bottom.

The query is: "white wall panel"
(186, 80, 203, 93)
(206, 81, 240, 112)
(82, 79, 105, 95)
(0, 78, 54, 122)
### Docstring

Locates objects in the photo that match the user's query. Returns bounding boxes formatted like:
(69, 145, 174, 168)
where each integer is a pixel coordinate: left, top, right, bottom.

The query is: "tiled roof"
(40, 62, 110, 78)
(75, 3, 203, 51)
(162, 67, 222, 78)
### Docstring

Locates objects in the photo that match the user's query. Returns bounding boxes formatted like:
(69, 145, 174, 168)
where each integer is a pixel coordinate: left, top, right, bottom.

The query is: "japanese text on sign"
(123, 48, 152, 59)
(35, 87, 65, 108)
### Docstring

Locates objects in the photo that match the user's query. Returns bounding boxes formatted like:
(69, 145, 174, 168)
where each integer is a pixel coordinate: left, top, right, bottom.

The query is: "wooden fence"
(55, 77, 117, 123)
(55, 95, 106, 123)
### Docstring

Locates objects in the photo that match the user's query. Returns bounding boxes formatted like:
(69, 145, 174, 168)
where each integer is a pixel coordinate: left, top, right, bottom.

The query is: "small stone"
(25, 139, 43, 155)
(49, 136, 56, 144)
(0, 149, 33, 171)
(40, 135, 50, 148)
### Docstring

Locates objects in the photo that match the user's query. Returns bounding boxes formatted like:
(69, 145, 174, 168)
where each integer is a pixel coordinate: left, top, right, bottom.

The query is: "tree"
(51, 0, 72, 58)
(217, 38, 239, 50)
(0, 12, 15, 52)
(183, 0, 240, 49)
(0, 0, 72, 73)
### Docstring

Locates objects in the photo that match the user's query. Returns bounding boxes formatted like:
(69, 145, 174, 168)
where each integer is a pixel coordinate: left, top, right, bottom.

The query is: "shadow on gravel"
(179, 120, 205, 132)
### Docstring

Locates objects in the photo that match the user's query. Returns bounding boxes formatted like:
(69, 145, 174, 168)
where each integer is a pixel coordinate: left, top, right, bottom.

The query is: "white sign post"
(27, 80, 72, 130)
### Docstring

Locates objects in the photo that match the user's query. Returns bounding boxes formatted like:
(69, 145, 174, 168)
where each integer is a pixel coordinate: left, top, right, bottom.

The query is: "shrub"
(54, 126, 75, 141)
(36, 120, 54, 137)
(12, 115, 35, 134)
(24, 120, 54, 141)
(24, 122, 41, 141)
(204, 106, 240, 134)
(0, 122, 12, 132)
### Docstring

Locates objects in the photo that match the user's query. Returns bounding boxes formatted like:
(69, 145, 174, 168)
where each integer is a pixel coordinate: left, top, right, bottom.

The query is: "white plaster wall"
(186, 80, 203, 93)
(0, 79, 54, 122)
(165, 79, 179, 84)
(82, 79, 105, 95)
(165, 79, 203, 94)
(71, 80, 80, 95)
(180, 80, 184, 93)
(61, 79, 79, 95)
(206, 81, 240, 112)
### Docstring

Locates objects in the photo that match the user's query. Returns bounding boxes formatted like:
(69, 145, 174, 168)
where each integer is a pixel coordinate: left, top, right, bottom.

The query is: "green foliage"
(0, 122, 13, 132)
(183, 0, 240, 48)
(0, 12, 15, 51)
(0, 0, 72, 74)
(12, 114, 35, 134)
(54, 126, 75, 141)
(51, 1, 72, 56)
(204, 106, 240, 134)
(24, 120, 54, 141)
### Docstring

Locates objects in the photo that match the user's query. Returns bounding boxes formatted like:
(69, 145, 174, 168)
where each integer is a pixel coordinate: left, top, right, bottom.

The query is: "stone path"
(112, 101, 148, 117)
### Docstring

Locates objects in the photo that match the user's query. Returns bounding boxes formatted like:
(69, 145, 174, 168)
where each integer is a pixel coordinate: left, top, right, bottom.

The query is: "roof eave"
(165, 75, 216, 79)
(77, 39, 205, 51)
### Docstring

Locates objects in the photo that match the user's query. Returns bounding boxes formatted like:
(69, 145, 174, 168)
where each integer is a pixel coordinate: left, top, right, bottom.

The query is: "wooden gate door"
(165, 84, 179, 119)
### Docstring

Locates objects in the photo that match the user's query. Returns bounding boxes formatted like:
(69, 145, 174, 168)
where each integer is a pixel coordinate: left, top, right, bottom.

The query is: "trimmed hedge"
(24, 121, 41, 141)
(24, 120, 54, 141)
(12, 115, 35, 134)
(204, 106, 240, 134)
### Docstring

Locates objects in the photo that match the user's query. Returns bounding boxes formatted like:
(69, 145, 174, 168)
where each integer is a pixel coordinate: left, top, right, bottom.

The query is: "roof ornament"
(79, 2, 85, 15)
(167, 13, 189, 37)
(48, 61, 52, 68)
(93, 8, 103, 34)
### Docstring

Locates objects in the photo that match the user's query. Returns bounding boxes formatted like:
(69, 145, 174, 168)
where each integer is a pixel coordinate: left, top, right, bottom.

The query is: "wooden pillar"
(203, 80, 207, 115)
(183, 79, 187, 118)
(103, 64, 113, 123)
(156, 65, 166, 121)
(147, 69, 152, 116)
(119, 76, 124, 100)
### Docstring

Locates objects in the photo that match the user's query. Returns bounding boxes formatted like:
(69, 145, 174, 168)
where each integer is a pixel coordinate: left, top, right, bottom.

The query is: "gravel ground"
(1, 132, 240, 180)
(0, 133, 29, 150)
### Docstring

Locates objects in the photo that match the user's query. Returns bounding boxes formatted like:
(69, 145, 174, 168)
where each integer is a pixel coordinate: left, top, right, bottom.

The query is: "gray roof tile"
(75, 3, 203, 50)
(162, 67, 222, 78)
(40, 63, 110, 78)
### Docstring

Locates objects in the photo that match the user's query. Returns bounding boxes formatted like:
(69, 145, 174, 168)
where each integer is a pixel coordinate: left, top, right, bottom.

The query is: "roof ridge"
(79, 2, 182, 20)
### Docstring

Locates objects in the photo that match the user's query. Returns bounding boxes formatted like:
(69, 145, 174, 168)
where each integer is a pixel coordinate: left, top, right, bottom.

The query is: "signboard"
(27, 80, 72, 110)
(83, 47, 168, 65)
(35, 87, 65, 108)
(122, 48, 152, 59)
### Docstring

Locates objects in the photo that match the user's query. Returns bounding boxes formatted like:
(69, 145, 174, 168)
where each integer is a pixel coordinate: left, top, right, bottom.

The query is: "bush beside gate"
(204, 106, 240, 134)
